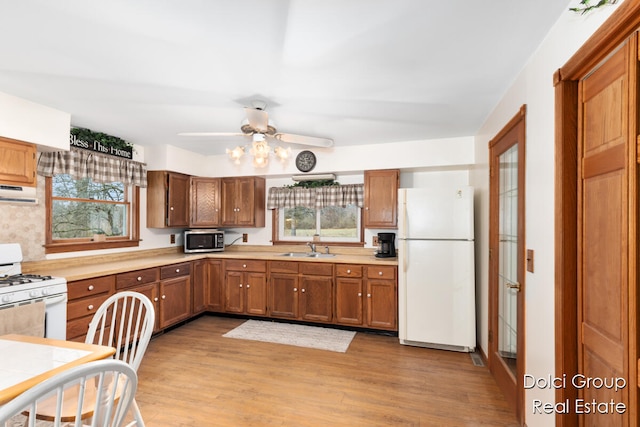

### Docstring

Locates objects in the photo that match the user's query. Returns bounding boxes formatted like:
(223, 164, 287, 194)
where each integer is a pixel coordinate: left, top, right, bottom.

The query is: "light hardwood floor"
(133, 315, 518, 426)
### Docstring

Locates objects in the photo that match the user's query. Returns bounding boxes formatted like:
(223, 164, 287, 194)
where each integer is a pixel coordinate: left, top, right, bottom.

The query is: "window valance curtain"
(37, 148, 148, 187)
(267, 184, 364, 209)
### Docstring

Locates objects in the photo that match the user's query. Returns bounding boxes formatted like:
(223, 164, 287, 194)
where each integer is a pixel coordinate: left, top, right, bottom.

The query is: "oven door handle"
(43, 294, 67, 306)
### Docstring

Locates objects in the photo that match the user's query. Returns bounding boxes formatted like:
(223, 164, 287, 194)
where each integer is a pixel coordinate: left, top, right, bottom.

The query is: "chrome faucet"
(307, 242, 317, 253)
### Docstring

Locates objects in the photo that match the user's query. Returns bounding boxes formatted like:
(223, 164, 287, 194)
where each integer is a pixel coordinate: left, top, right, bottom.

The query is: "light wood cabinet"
(0, 137, 36, 187)
(224, 260, 267, 316)
(147, 170, 190, 228)
(363, 169, 399, 228)
(221, 176, 266, 227)
(190, 177, 221, 228)
(66, 275, 115, 342)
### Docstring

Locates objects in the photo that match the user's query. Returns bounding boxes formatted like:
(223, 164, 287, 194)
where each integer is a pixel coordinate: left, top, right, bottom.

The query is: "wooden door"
(245, 272, 267, 316)
(270, 273, 299, 319)
(206, 261, 223, 312)
(363, 169, 399, 228)
(159, 276, 191, 328)
(191, 260, 207, 314)
(577, 42, 634, 426)
(335, 277, 364, 325)
(190, 177, 220, 227)
(224, 271, 244, 313)
(220, 178, 237, 226)
(366, 278, 396, 330)
(300, 275, 333, 322)
(488, 106, 526, 424)
(0, 137, 36, 186)
(167, 172, 190, 227)
(235, 177, 255, 226)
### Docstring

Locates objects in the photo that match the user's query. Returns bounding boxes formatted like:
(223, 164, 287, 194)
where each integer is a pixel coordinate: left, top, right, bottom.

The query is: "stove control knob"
(29, 290, 39, 298)
(1, 294, 13, 303)
(42, 288, 50, 296)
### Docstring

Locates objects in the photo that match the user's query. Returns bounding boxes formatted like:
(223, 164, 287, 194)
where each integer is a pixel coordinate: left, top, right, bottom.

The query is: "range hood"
(0, 184, 38, 204)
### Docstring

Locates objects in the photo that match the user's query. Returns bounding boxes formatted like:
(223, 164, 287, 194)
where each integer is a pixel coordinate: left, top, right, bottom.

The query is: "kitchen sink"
(279, 252, 336, 258)
(279, 252, 311, 257)
(306, 253, 336, 258)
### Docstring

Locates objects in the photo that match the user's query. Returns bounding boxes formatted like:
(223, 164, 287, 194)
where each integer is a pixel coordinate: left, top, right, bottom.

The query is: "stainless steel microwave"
(184, 229, 225, 253)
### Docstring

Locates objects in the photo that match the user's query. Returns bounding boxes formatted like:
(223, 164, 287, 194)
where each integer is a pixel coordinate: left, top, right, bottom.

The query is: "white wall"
(0, 90, 70, 150)
(470, 2, 622, 426)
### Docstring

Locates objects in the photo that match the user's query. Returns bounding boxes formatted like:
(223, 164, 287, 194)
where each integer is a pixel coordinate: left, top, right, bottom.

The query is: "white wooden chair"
(0, 359, 138, 427)
(32, 291, 155, 426)
(84, 291, 155, 426)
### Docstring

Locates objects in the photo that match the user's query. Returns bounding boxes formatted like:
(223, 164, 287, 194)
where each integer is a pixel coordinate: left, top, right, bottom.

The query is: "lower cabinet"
(224, 260, 267, 316)
(66, 275, 115, 342)
(268, 262, 333, 323)
(335, 265, 365, 326)
(192, 259, 223, 313)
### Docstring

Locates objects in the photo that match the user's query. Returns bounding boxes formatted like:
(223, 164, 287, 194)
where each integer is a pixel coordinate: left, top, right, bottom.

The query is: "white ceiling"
(0, 0, 571, 156)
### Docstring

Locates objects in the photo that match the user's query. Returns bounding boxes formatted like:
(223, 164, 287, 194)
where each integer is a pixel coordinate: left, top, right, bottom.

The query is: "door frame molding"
(555, 3, 640, 426)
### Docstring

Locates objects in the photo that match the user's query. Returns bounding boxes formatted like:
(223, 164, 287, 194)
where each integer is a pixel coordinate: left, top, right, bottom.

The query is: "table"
(0, 334, 116, 405)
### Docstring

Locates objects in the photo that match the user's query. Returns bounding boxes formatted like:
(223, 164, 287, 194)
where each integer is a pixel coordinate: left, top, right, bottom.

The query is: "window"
(278, 205, 361, 243)
(268, 183, 365, 245)
(45, 175, 140, 253)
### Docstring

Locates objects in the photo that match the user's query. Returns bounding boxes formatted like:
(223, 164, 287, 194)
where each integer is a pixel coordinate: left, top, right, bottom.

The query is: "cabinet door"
(206, 260, 223, 312)
(366, 279, 397, 330)
(270, 273, 299, 319)
(335, 277, 364, 326)
(220, 178, 238, 226)
(224, 271, 244, 313)
(159, 276, 191, 329)
(235, 177, 255, 226)
(300, 275, 333, 323)
(0, 137, 36, 186)
(245, 272, 267, 316)
(191, 260, 207, 314)
(190, 177, 221, 227)
(167, 173, 190, 227)
(364, 169, 399, 228)
(130, 282, 161, 333)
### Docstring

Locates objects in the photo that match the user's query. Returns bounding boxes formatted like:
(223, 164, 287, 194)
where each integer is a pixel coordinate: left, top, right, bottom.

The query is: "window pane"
(52, 174, 125, 201)
(52, 200, 128, 238)
(320, 205, 358, 238)
(283, 207, 316, 237)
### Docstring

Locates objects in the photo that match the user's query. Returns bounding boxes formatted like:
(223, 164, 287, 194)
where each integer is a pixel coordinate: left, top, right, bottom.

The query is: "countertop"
(23, 245, 398, 282)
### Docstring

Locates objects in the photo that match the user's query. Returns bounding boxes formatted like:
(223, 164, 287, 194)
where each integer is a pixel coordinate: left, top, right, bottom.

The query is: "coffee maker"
(375, 232, 396, 258)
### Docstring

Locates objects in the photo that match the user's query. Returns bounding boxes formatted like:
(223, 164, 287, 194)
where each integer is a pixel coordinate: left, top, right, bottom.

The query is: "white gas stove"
(0, 243, 67, 339)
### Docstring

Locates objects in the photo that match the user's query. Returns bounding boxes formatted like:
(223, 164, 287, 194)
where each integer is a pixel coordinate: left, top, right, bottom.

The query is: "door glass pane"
(498, 144, 518, 376)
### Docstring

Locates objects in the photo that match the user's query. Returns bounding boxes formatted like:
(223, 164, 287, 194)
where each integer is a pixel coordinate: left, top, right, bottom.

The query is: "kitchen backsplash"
(0, 175, 46, 261)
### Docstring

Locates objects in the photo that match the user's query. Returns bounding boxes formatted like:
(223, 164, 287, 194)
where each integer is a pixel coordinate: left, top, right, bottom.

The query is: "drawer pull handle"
(301, 289, 306, 293)
(88, 304, 94, 310)
(367, 293, 372, 298)
(162, 295, 166, 300)
(176, 268, 180, 273)
(358, 292, 362, 297)
(154, 297, 159, 302)
(347, 269, 351, 274)
(378, 271, 383, 276)
(243, 264, 247, 268)
(239, 284, 243, 288)
(246, 284, 250, 289)
(293, 288, 298, 292)
(137, 276, 142, 281)
(87, 285, 94, 291)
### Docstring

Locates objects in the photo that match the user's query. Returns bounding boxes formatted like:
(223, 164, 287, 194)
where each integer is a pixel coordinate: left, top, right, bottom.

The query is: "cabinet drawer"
(160, 262, 191, 280)
(117, 268, 159, 289)
(67, 294, 111, 321)
(225, 260, 267, 272)
(68, 275, 114, 300)
(335, 264, 363, 278)
(300, 263, 333, 276)
(367, 266, 397, 280)
(269, 261, 299, 274)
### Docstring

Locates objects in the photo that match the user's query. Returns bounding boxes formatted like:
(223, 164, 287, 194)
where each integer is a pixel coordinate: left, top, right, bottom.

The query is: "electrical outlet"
(242, 233, 248, 243)
(372, 236, 379, 246)
(170, 234, 175, 244)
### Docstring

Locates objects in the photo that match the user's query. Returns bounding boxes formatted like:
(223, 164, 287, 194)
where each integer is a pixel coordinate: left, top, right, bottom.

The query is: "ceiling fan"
(179, 100, 334, 148)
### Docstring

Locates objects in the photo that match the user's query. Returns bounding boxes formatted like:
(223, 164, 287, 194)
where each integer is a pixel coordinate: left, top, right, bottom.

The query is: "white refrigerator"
(397, 186, 476, 352)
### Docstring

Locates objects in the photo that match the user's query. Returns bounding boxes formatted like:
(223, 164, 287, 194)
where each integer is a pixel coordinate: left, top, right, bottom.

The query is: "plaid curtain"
(267, 184, 364, 209)
(37, 148, 148, 187)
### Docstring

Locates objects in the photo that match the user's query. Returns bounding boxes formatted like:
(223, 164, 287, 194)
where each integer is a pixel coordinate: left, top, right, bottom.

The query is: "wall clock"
(295, 150, 317, 172)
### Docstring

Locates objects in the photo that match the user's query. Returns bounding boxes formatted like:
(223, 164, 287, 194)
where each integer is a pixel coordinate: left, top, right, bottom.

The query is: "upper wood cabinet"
(147, 171, 190, 228)
(363, 169, 399, 228)
(220, 176, 265, 227)
(0, 137, 36, 187)
(190, 177, 221, 228)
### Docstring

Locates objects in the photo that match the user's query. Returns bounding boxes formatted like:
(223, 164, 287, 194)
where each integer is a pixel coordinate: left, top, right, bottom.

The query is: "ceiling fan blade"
(274, 133, 334, 147)
(244, 107, 269, 132)
(178, 132, 246, 137)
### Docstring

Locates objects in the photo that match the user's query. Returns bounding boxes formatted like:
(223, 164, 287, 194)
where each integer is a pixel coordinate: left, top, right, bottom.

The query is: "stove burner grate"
(0, 274, 54, 287)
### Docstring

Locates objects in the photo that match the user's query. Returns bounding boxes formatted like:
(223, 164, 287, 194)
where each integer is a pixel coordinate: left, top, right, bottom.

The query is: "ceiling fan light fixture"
(274, 146, 291, 160)
(226, 146, 245, 164)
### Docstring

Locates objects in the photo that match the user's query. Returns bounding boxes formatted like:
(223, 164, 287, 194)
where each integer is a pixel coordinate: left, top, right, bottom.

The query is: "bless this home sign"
(69, 128, 133, 160)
